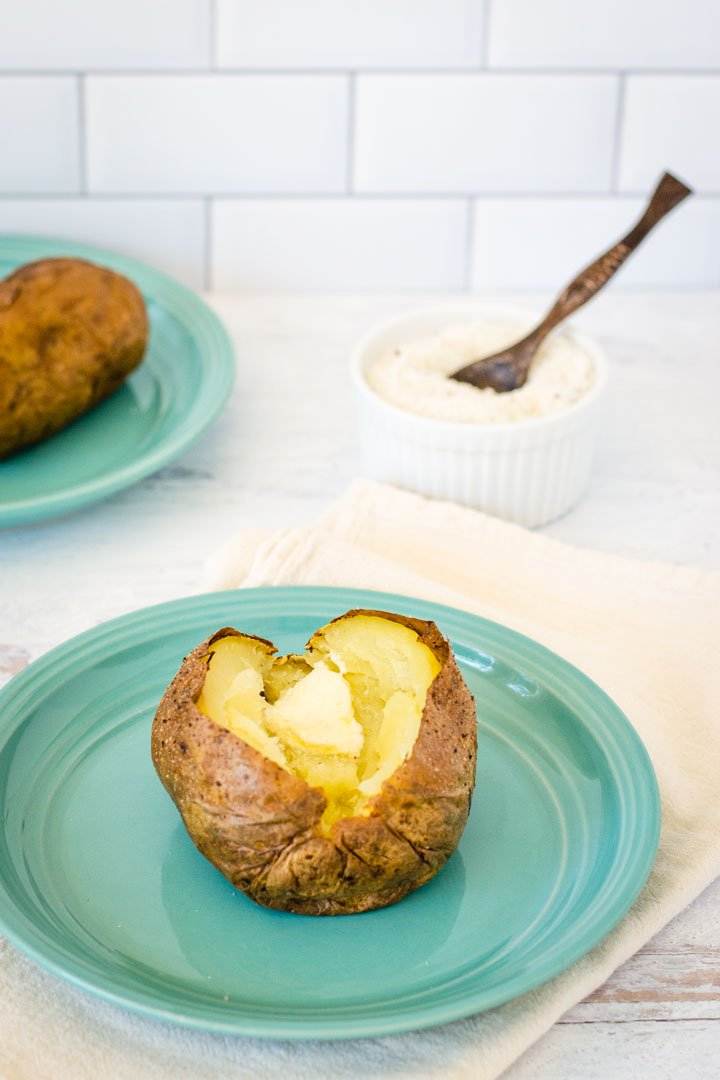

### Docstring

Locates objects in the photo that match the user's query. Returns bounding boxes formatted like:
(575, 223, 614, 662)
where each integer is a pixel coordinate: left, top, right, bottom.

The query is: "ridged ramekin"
(351, 303, 608, 528)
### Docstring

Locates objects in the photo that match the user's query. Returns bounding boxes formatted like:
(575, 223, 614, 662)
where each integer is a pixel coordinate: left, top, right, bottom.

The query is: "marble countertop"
(1, 291, 719, 1078)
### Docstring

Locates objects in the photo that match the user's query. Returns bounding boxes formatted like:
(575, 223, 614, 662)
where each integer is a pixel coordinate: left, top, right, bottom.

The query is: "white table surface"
(1, 291, 719, 1078)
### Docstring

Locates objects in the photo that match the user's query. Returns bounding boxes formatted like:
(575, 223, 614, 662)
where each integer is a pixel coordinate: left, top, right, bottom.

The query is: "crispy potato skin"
(0, 257, 148, 458)
(152, 612, 477, 915)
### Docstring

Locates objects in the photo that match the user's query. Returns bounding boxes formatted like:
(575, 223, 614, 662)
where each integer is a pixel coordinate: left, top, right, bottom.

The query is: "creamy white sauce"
(367, 321, 595, 424)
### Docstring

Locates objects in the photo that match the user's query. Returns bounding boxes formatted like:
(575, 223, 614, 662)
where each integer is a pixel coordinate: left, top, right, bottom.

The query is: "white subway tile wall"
(471, 198, 720, 290)
(0, 0, 718, 290)
(354, 75, 618, 192)
(216, 0, 485, 69)
(489, 0, 720, 70)
(620, 77, 720, 193)
(86, 75, 348, 193)
(0, 77, 79, 193)
(212, 199, 468, 290)
(0, 1, 211, 70)
(0, 200, 206, 289)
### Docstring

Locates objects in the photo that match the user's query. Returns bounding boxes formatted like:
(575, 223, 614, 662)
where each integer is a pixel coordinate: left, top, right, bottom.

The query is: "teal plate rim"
(0, 585, 661, 1040)
(0, 234, 235, 527)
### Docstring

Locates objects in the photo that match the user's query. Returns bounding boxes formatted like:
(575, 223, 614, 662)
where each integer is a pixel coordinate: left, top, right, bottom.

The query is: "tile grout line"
(0, 66, 715, 77)
(610, 73, 627, 193)
(346, 74, 356, 194)
(208, 0, 217, 69)
(0, 191, 718, 201)
(480, 0, 493, 68)
(77, 74, 88, 194)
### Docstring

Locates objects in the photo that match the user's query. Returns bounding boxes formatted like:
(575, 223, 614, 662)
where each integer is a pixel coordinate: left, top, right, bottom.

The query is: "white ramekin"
(351, 302, 609, 528)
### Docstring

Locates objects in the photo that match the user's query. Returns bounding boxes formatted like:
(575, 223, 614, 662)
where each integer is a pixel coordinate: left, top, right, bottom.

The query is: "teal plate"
(0, 586, 660, 1040)
(0, 235, 234, 527)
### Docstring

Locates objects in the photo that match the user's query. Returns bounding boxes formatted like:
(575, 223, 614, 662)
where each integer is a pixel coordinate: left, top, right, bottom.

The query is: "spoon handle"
(529, 172, 693, 345)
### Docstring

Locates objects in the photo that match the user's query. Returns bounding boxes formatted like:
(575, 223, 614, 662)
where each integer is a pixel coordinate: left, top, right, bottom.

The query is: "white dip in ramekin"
(352, 303, 608, 528)
(367, 321, 596, 425)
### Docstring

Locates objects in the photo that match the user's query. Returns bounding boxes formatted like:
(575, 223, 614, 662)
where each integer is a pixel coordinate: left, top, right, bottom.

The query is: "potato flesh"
(270, 664, 364, 755)
(196, 615, 441, 830)
(196, 638, 286, 767)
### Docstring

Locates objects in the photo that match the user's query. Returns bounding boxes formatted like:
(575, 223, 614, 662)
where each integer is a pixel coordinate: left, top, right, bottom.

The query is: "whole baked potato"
(152, 610, 477, 915)
(0, 257, 148, 458)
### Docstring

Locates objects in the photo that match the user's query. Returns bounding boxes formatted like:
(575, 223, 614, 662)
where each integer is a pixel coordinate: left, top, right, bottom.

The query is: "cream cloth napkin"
(4, 480, 720, 1080)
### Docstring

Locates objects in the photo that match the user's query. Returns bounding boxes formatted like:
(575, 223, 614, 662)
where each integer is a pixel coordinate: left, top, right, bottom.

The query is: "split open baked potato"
(152, 609, 477, 915)
(0, 257, 148, 458)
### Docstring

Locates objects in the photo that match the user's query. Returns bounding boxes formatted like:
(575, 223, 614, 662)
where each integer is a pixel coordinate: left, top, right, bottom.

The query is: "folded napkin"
(4, 480, 720, 1080)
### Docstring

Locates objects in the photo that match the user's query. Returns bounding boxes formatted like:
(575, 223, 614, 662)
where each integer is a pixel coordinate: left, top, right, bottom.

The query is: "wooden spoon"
(451, 171, 693, 393)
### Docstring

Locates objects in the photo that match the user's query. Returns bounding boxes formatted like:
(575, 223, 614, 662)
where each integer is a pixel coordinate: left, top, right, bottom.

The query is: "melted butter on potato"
(270, 664, 363, 755)
(196, 614, 441, 832)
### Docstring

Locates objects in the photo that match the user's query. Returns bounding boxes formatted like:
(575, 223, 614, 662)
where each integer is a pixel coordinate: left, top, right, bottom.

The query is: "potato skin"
(152, 612, 477, 915)
(0, 257, 148, 458)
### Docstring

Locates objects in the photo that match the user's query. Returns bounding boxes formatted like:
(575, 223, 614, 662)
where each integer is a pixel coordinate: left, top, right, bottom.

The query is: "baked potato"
(152, 609, 477, 915)
(0, 257, 148, 458)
